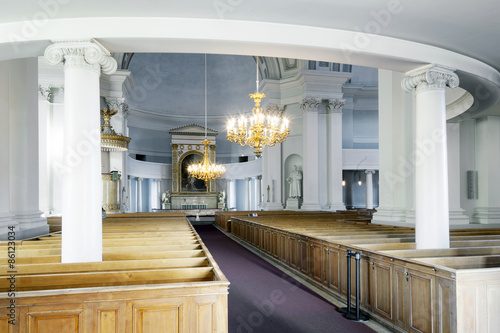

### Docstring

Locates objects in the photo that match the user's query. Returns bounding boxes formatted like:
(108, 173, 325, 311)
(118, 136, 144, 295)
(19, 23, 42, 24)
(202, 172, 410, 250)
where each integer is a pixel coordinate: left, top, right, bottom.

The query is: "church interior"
(1, 1, 500, 332)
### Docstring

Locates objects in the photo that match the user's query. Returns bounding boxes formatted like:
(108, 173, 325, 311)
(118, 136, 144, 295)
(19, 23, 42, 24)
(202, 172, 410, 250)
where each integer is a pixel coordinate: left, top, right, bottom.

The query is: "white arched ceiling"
(1, 0, 499, 116)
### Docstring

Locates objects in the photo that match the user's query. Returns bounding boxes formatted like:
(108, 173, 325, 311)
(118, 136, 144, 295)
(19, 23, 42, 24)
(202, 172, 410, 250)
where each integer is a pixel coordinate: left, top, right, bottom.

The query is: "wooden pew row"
(229, 214, 500, 333)
(214, 210, 371, 231)
(0, 214, 229, 333)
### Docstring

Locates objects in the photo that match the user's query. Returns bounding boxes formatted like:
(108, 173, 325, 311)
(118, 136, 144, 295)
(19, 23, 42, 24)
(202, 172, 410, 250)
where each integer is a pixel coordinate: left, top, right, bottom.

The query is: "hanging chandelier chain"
(205, 53, 208, 139)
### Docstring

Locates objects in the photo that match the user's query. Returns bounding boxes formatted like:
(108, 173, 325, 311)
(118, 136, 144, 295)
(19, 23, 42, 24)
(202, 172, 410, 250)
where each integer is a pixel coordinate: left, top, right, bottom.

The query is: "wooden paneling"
(408, 271, 434, 333)
(27, 309, 83, 333)
(98, 310, 118, 333)
(133, 303, 183, 333)
(326, 247, 340, 292)
(197, 303, 214, 333)
(371, 259, 392, 321)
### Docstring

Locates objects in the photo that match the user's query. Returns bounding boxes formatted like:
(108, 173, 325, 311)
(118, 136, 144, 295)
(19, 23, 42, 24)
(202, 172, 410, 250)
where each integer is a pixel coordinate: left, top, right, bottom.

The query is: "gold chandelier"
(101, 108, 131, 151)
(187, 54, 226, 182)
(188, 139, 226, 182)
(227, 56, 289, 157)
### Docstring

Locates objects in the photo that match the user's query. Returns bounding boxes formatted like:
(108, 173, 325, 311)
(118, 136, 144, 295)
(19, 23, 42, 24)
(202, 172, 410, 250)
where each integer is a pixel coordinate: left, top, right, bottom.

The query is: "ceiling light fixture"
(188, 54, 226, 182)
(226, 56, 290, 157)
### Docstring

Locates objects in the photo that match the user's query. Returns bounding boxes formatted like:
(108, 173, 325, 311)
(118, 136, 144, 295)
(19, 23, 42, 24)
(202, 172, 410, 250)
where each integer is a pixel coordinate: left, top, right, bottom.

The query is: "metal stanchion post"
(345, 252, 369, 321)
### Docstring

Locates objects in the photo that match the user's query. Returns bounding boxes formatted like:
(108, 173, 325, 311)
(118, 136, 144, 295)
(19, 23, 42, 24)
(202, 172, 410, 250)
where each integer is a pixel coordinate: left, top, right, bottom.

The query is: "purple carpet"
(195, 225, 376, 333)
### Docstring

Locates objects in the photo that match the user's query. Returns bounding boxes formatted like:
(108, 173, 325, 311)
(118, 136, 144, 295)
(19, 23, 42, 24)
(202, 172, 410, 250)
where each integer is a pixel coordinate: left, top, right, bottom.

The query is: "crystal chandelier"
(187, 54, 226, 182)
(227, 56, 289, 157)
(101, 108, 131, 151)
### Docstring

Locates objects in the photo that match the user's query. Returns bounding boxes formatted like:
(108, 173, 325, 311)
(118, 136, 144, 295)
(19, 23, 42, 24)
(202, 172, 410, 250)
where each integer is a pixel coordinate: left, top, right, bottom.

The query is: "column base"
(12, 210, 48, 230)
(449, 208, 470, 225)
(328, 202, 346, 212)
(372, 207, 408, 225)
(471, 207, 500, 224)
(262, 202, 284, 211)
(301, 202, 322, 211)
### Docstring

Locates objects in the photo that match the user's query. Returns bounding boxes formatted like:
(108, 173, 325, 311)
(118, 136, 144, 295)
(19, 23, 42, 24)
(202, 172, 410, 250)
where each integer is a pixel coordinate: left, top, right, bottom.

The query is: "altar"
(170, 194, 218, 210)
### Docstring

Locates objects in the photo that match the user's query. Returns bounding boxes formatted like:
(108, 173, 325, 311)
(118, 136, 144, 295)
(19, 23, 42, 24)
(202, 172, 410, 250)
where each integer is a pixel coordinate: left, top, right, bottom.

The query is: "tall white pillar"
(254, 176, 261, 210)
(45, 40, 117, 262)
(327, 99, 346, 211)
(0, 61, 15, 239)
(245, 178, 251, 210)
(447, 123, 470, 224)
(472, 116, 500, 224)
(402, 64, 458, 249)
(125, 175, 132, 212)
(9, 58, 49, 238)
(261, 144, 283, 210)
(300, 98, 321, 210)
(228, 179, 236, 210)
(373, 70, 414, 225)
(365, 170, 375, 209)
(137, 177, 143, 213)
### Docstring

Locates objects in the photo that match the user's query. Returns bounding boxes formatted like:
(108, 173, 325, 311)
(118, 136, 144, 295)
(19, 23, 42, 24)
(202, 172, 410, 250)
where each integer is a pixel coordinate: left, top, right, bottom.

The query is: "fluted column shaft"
(45, 40, 117, 262)
(402, 64, 458, 249)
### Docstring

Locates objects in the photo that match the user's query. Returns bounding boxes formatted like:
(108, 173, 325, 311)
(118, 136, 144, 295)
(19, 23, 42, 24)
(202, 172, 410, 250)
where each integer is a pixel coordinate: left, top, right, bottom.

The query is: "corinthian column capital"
(44, 39, 117, 75)
(326, 98, 346, 113)
(300, 98, 321, 112)
(401, 64, 459, 93)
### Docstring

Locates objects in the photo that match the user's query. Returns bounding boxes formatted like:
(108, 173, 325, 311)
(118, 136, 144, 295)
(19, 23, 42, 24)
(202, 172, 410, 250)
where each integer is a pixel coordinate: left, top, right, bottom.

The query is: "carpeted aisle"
(195, 225, 376, 333)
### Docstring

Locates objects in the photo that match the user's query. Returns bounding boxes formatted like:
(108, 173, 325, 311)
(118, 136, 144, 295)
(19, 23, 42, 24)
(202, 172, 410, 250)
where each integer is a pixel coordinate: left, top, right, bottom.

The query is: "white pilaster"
(261, 144, 283, 210)
(228, 179, 236, 210)
(300, 98, 321, 210)
(365, 170, 375, 209)
(402, 64, 458, 249)
(447, 123, 470, 224)
(137, 177, 143, 212)
(472, 116, 500, 224)
(254, 176, 261, 210)
(9, 58, 48, 237)
(373, 70, 414, 225)
(45, 39, 117, 262)
(0, 61, 15, 239)
(327, 99, 346, 211)
(245, 178, 251, 210)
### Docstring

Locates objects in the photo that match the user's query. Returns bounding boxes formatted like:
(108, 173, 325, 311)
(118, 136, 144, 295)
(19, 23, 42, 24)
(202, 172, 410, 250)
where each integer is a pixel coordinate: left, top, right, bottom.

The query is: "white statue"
(161, 190, 171, 204)
(287, 165, 302, 198)
(218, 190, 226, 204)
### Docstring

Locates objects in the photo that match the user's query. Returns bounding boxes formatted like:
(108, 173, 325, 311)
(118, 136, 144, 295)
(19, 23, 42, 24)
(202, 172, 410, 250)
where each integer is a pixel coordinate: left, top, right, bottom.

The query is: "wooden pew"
(228, 213, 500, 333)
(0, 213, 229, 333)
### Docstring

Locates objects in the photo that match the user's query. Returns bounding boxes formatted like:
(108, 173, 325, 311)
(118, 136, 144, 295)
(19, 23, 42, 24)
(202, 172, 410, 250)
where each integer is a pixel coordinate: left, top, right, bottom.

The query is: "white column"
(447, 123, 470, 224)
(9, 58, 48, 238)
(373, 70, 413, 225)
(228, 179, 236, 210)
(402, 64, 459, 249)
(300, 98, 322, 210)
(472, 116, 500, 223)
(365, 170, 375, 209)
(254, 176, 261, 210)
(45, 40, 117, 263)
(245, 178, 251, 210)
(261, 144, 283, 210)
(327, 99, 346, 211)
(0, 61, 15, 239)
(137, 177, 143, 212)
(125, 175, 132, 212)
